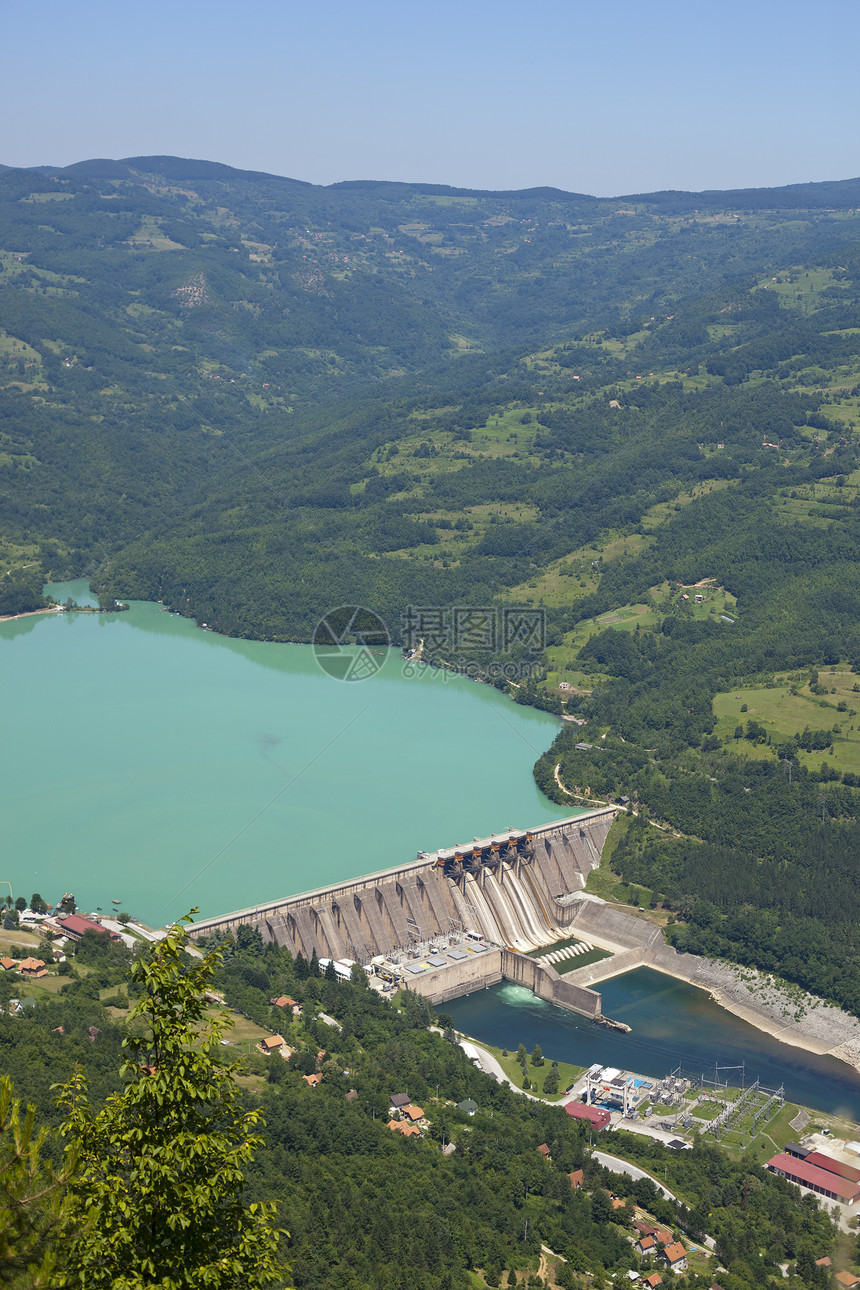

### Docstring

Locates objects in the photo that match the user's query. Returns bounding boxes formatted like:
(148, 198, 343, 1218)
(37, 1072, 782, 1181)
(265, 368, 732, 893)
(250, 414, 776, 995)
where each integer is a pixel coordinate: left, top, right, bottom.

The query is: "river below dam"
(445, 970, 860, 1119)
(1, 583, 564, 925)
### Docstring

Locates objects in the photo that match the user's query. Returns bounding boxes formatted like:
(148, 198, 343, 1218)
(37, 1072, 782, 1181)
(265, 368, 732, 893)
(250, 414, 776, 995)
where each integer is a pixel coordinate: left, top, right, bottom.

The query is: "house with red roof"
(387, 1119, 420, 1138)
(270, 995, 301, 1013)
(258, 1035, 286, 1054)
(565, 1102, 610, 1130)
(661, 1242, 687, 1272)
(58, 915, 117, 943)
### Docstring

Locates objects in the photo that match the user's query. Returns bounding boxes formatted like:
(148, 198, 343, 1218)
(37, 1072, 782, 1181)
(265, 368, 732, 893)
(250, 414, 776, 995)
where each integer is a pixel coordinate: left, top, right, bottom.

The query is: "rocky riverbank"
(566, 898, 860, 1076)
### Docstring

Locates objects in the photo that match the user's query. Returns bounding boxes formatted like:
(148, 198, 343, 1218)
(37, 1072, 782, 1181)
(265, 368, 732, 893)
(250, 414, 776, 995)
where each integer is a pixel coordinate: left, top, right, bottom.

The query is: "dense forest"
(0, 924, 845, 1290)
(2, 158, 860, 1016)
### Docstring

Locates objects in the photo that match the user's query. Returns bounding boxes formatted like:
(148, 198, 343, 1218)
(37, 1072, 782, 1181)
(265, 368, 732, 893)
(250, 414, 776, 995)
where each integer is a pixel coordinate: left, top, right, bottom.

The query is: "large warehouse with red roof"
(766, 1148, 860, 1205)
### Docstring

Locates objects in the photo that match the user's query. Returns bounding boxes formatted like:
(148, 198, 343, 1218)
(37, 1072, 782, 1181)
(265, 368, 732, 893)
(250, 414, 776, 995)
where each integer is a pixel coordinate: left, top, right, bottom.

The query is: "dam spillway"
(190, 808, 619, 1016)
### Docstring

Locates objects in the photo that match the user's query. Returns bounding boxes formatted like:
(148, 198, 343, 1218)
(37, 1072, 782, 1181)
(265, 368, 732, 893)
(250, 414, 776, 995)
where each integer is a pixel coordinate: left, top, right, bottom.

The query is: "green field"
(714, 666, 860, 775)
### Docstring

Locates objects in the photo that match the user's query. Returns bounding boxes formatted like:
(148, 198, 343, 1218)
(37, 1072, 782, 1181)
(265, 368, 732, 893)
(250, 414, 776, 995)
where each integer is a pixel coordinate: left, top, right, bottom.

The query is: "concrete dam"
(190, 807, 619, 1018)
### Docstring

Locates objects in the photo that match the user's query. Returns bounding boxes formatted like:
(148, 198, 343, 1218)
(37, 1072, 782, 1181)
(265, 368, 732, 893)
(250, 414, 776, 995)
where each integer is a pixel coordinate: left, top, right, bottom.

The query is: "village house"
(568, 1169, 584, 1189)
(642, 1274, 662, 1289)
(270, 995, 302, 1015)
(18, 958, 47, 978)
(633, 1222, 673, 1246)
(661, 1242, 688, 1273)
(301, 1073, 322, 1088)
(258, 1035, 286, 1055)
(387, 1119, 421, 1138)
(635, 1234, 657, 1256)
(7, 999, 36, 1016)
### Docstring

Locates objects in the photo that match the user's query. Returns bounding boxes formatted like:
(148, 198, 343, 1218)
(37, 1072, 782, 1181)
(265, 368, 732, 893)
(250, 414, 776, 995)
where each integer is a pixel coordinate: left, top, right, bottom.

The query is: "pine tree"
(0, 1077, 78, 1289)
(57, 915, 287, 1289)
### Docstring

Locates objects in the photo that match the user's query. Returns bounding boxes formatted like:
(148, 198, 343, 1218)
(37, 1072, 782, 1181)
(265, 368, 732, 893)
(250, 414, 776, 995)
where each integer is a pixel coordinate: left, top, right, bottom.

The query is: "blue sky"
(4, 0, 859, 195)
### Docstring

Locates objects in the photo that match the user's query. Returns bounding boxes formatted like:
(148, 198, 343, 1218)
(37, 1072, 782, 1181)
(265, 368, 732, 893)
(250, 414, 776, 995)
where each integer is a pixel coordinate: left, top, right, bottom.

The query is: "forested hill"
(1, 156, 860, 630)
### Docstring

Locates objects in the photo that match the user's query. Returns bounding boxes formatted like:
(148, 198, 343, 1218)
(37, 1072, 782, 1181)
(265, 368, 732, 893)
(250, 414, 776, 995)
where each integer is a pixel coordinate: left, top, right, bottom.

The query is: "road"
(591, 1150, 680, 1202)
(458, 1040, 543, 1102)
(592, 1152, 716, 1252)
(460, 1041, 719, 1252)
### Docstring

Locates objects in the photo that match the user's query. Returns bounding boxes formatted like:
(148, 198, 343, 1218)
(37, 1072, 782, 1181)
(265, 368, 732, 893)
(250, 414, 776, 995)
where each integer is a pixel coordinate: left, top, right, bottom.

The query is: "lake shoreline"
(3, 584, 563, 924)
(0, 606, 62, 623)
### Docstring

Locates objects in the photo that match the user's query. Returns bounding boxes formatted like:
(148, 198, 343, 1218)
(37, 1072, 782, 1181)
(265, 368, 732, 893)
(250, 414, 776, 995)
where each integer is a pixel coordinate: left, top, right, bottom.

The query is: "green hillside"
(3, 157, 860, 1014)
(1, 923, 842, 1290)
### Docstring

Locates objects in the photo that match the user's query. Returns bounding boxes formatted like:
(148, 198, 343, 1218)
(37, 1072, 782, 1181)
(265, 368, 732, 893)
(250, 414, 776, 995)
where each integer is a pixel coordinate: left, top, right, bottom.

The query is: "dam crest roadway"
(191, 808, 628, 1022)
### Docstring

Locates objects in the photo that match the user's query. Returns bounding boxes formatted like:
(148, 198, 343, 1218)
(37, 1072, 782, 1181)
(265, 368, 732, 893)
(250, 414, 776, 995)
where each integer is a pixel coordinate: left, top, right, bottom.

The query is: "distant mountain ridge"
(2, 154, 859, 210)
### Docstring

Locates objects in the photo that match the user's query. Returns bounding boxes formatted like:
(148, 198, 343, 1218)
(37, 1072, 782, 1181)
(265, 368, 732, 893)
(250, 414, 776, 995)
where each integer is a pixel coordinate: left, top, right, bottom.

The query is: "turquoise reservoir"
(1, 587, 565, 925)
